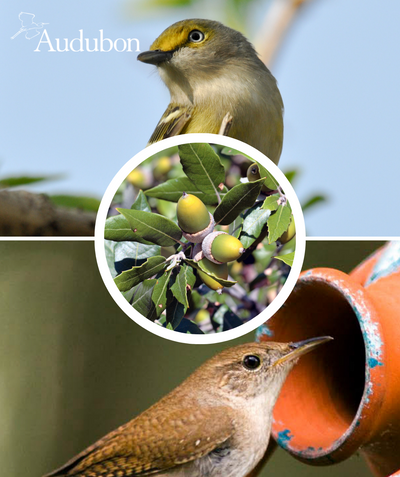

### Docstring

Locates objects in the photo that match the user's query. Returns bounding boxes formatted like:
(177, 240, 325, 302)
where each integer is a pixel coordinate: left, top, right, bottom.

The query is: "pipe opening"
(264, 279, 366, 450)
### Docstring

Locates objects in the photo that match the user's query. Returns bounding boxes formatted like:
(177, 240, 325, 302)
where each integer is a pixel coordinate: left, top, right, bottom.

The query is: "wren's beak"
(137, 49, 174, 65)
(272, 336, 333, 367)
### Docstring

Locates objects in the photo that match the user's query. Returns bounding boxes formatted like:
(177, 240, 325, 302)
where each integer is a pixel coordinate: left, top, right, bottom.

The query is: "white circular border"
(95, 133, 306, 345)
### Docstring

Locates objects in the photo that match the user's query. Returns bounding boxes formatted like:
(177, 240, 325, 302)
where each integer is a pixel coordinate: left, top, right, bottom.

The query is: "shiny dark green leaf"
(214, 178, 264, 225)
(178, 143, 225, 198)
(114, 256, 166, 292)
(117, 208, 182, 246)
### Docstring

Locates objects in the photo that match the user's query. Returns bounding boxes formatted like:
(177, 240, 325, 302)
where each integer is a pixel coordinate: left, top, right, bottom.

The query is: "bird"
(44, 337, 332, 477)
(11, 12, 49, 40)
(137, 19, 284, 165)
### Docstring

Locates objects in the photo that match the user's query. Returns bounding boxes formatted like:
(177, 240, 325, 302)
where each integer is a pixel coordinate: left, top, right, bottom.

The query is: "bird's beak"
(137, 49, 174, 65)
(272, 336, 333, 367)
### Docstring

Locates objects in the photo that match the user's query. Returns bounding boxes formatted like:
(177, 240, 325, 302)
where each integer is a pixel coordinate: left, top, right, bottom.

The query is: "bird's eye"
(188, 30, 205, 43)
(243, 355, 261, 370)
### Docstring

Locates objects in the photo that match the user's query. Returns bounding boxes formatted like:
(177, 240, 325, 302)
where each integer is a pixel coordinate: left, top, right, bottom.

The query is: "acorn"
(192, 243, 204, 262)
(279, 216, 296, 244)
(202, 231, 245, 264)
(198, 258, 228, 291)
(177, 192, 214, 243)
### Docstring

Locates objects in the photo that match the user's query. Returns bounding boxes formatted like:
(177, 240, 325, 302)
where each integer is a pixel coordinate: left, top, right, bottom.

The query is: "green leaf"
(284, 169, 299, 184)
(104, 240, 119, 278)
(262, 194, 280, 212)
(302, 194, 327, 211)
(219, 147, 252, 160)
(114, 241, 161, 270)
(229, 213, 244, 239)
(268, 205, 292, 244)
(105, 215, 146, 242)
(151, 269, 173, 318)
(170, 264, 196, 310)
(49, 195, 100, 211)
(166, 297, 185, 330)
(275, 252, 295, 267)
(114, 256, 166, 292)
(0, 174, 63, 188)
(185, 259, 237, 288)
(256, 162, 279, 190)
(131, 190, 151, 212)
(145, 176, 226, 205)
(240, 204, 271, 249)
(178, 143, 225, 199)
(131, 279, 157, 319)
(212, 304, 243, 331)
(214, 178, 264, 225)
(117, 208, 182, 246)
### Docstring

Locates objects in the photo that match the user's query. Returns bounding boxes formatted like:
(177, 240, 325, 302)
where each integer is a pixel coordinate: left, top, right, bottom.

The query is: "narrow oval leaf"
(166, 296, 185, 330)
(105, 215, 146, 242)
(145, 177, 227, 205)
(170, 264, 196, 310)
(114, 241, 161, 274)
(302, 194, 327, 211)
(178, 143, 225, 198)
(185, 259, 237, 288)
(114, 256, 166, 292)
(117, 208, 182, 246)
(131, 279, 157, 319)
(240, 204, 271, 249)
(275, 252, 295, 267)
(268, 205, 292, 244)
(256, 162, 279, 190)
(214, 178, 264, 225)
(262, 194, 280, 211)
(151, 269, 173, 317)
(131, 190, 151, 212)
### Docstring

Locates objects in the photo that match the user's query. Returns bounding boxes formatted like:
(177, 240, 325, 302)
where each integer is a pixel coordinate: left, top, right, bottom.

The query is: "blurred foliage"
(0, 170, 100, 212)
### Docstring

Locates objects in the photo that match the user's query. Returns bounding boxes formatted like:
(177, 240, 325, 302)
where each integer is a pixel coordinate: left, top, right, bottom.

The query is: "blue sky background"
(1, 0, 399, 236)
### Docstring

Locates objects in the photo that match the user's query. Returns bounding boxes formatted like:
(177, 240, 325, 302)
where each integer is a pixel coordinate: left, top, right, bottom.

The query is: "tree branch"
(0, 190, 95, 236)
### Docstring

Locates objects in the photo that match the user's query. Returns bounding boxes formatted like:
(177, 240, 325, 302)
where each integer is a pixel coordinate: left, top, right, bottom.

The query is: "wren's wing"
(147, 103, 193, 144)
(45, 405, 235, 476)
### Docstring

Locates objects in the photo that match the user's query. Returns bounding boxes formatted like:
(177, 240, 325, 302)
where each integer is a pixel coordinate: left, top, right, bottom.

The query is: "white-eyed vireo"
(138, 19, 284, 165)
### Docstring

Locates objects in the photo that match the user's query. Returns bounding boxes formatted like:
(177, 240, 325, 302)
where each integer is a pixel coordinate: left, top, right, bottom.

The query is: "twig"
(0, 190, 95, 236)
(254, 0, 314, 67)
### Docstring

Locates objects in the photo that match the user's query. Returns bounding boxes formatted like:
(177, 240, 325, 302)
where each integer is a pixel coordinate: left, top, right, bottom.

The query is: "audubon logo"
(12, 12, 140, 53)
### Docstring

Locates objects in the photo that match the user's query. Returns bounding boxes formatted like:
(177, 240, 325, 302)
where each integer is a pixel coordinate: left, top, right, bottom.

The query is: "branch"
(0, 190, 95, 236)
(255, 0, 314, 67)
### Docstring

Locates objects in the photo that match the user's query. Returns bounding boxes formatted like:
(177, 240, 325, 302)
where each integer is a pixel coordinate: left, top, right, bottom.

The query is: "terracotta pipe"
(257, 242, 400, 477)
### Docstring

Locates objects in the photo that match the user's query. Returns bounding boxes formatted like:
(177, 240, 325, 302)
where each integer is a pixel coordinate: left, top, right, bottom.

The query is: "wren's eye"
(188, 30, 205, 43)
(243, 355, 261, 370)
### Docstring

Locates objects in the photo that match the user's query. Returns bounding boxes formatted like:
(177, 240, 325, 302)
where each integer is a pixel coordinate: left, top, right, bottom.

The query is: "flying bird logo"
(11, 12, 48, 40)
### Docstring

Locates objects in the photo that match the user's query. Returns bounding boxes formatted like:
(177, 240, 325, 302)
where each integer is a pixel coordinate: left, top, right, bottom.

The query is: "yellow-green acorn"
(279, 216, 296, 244)
(177, 192, 215, 243)
(194, 309, 211, 324)
(198, 258, 228, 291)
(202, 231, 245, 264)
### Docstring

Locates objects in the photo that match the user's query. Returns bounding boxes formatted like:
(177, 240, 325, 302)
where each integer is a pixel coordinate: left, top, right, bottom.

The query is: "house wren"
(45, 337, 332, 477)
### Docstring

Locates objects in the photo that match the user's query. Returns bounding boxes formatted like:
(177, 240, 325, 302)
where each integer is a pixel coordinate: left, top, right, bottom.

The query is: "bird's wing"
(25, 30, 40, 40)
(19, 12, 35, 27)
(148, 104, 193, 144)
(45, 405, 235, 476)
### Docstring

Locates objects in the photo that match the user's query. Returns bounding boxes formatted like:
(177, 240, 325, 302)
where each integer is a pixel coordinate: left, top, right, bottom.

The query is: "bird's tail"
(11, 28, 24, 39)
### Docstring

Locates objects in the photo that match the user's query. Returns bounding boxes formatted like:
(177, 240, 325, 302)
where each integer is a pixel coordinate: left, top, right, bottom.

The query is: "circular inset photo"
(95, 134, 305, 344)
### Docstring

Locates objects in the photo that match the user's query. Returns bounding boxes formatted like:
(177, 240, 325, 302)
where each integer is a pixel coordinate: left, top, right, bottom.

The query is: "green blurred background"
(0, 240, 385, 476)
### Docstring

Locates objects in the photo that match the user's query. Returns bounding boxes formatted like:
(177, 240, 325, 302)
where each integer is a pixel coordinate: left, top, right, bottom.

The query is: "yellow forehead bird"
(137, 19, 284, 165)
